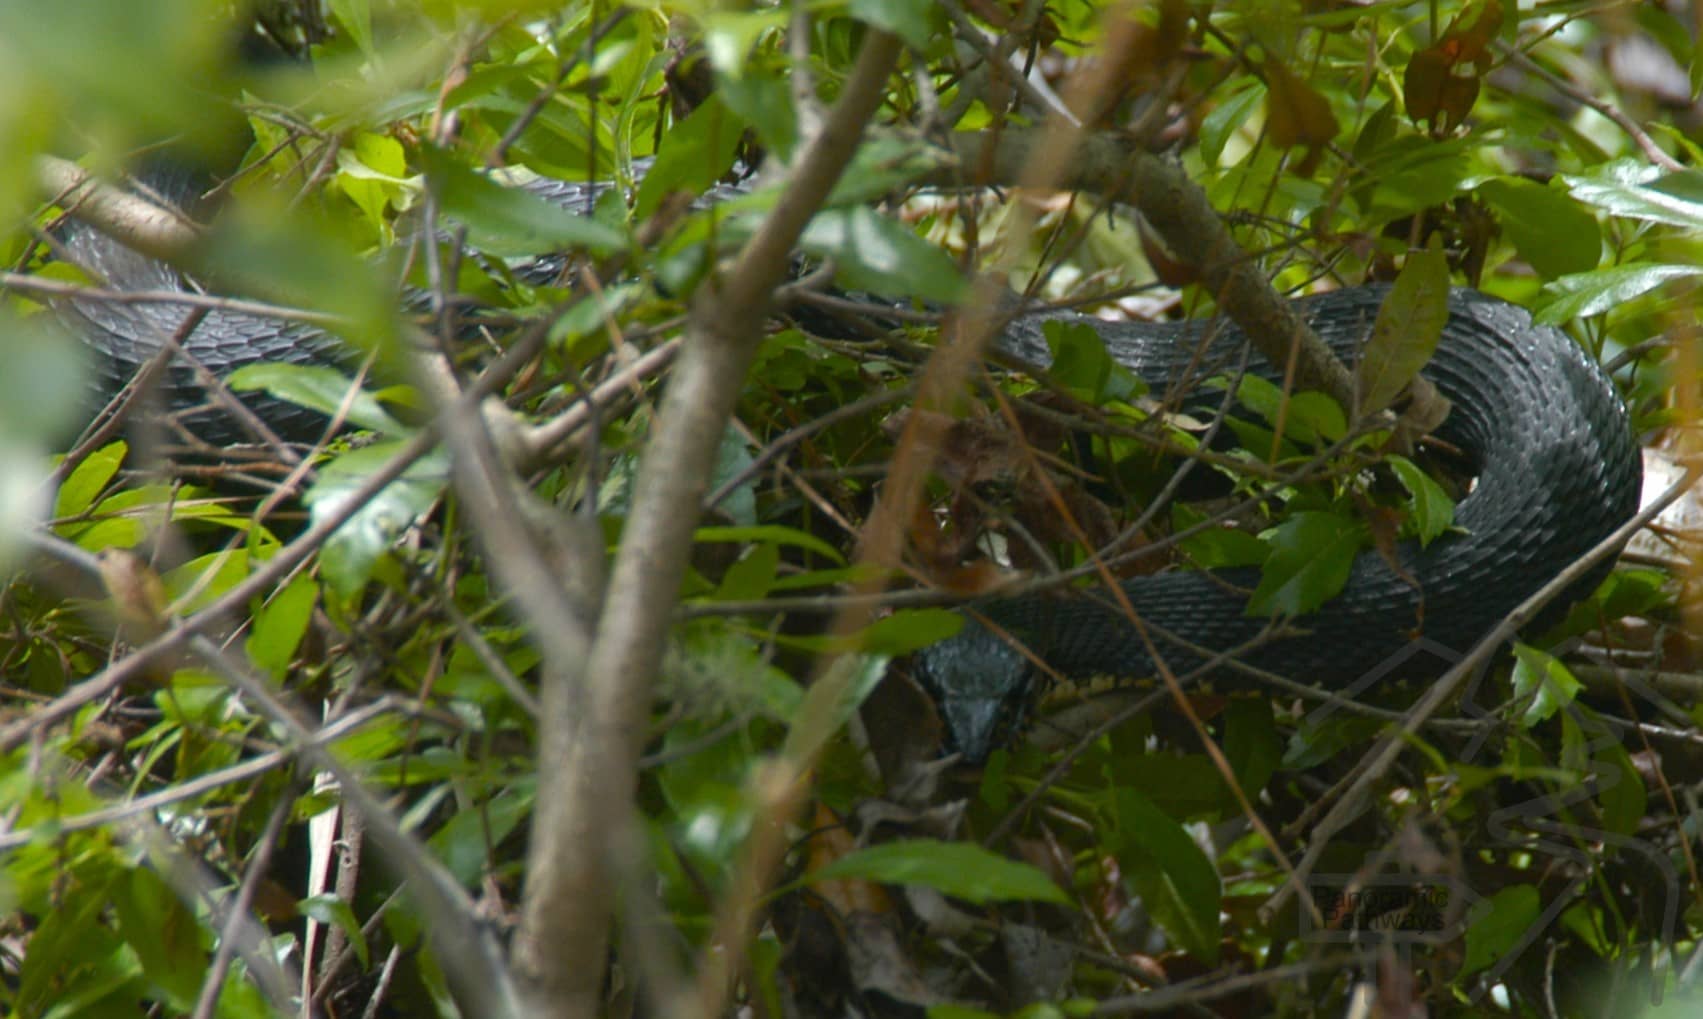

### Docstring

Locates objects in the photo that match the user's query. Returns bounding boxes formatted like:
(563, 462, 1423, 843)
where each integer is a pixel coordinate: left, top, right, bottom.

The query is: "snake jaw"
(911, 617, 1042, 763)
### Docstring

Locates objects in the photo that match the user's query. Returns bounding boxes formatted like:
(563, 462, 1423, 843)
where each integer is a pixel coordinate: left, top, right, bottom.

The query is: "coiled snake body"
(57, 172, 1643, 760)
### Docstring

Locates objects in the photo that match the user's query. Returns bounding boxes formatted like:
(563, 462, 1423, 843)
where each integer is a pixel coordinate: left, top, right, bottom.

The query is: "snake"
(51, 167, 1644, 761)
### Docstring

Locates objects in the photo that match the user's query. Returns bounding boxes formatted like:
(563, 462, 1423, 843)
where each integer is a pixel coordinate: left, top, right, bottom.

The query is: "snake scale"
(53, 166, 1644, 761)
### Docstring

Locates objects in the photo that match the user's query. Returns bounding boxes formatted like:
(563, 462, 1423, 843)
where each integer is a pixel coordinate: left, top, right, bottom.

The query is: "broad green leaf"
(1510, 643, 1581, 727)
(54, 442, 127, 519)
(1200, 81, 1264, 168)
(1224, 375, 1343, 446)
(813, 839, 1071, 906)
(1360, 247, 1449, 417)
(701, 9, 788, 79)
(428, 785, 534, 886)
(1563, 160, 1703, 231)
(800, 206, 967, 304)
(850, 0, 936, 50)
(1533, 263, 1703, 324)
(328, 0, 373, 56)
(1223, 699, 1281, 803)
(716, 69, 797, 159)
(111, 867, 201, 1011)
(422, 145, 626, 256)
(1459, 884, 1539, 979)
(1477, 177, 1599, 280)
(1593, 738, 1645, 838)
(1044, 319, 1144, 405)
(859, 608, 965, 655)
(715, 542, 780, 601)
(1387, 455, 1455, 546)
(634, 95, 743, 219)
(305, 442, 449, 602)
(0, 316, 89, 445)
(1174, 504, 1268, 569)
(227, 362, 406, 435)
(1114, 789, 1223, 964)
(1248, 511, 1365, 617)
(246, 571, 318, 680)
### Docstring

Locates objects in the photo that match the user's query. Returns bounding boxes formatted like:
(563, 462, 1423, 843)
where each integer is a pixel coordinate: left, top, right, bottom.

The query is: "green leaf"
(1459, 884, 1540, 979)
(1044, 319, 1143, 405)
(858, 608, 965, 655)
(812, 839, 1071, 905)
(693, 524, 845, 565)
(1247, 511, 1366, 617)
(422, 145, 626, 257)
(701, 9, 789, 79)
(1533, 263, 1703, 324)
(328, 0, 373, 56)
(246, 571, 318, 680)
(1174, 504, 1268, 568)
(1360, 246, 1449, 416)
(716, 70, 797, 159)
(111, 867, 202, 1011)
(1223, 699, 1281, 804)
(1593, 739, 1645, 838)
(305, 442, 450, 601)
(1510, 643, 1581, 728)
(1563, 160, 1703, 231)
(0, 316, 89, 446)
(716, 542, 780, 601)
(54, 442, 127, 518)
(1387, 455, 1455, 546)
(1223, 375, 1342, 447)
(1200, 81, 1264, 168)
(1114, 789, 1223, 964)
(849, 0, 936, 50)
(800, 206, 967, 304)
(300, 894, 371, 968)
(227, 362, 406, 435)
(634, 95, 743, 220)
(1477, 177, 1599, 280)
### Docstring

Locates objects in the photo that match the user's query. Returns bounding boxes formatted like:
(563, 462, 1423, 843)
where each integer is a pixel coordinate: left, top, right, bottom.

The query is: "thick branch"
(939, 131, 1359, 412)
(510, 29, 904, 1019)
(35, 155, 202, 258)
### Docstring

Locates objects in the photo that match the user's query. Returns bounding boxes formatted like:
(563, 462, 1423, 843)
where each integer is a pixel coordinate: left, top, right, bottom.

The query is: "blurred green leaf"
(850, 0, 937, 50)
(305, 442, 449, 602)
(423, 145, 627, 256)
(1460, 884, 1539, 979)
(53, 442, 126, 519)
(246, 571, 318, 681)
(1114, 789, 1223, 964)
(634, 95, 743, 221)
(800, 206, 966, 304)
(227, 362, 406, 434)
(813, 839, 1071, 905)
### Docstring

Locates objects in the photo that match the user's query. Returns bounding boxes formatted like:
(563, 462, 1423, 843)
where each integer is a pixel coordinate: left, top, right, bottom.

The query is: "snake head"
(911, 617, 1043, 763)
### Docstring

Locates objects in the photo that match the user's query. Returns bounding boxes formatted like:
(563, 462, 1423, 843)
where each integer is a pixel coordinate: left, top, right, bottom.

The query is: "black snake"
(52, 168, 1644, 761)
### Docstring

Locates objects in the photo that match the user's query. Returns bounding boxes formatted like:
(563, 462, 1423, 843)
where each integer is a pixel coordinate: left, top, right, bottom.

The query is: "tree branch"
(509, 29, 904, 1019)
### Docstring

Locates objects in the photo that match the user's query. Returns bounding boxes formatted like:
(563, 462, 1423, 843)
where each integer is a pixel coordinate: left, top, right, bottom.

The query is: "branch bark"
(938, 130, 1360, 412)
(509, 29, 904, 1019)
